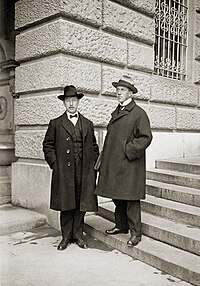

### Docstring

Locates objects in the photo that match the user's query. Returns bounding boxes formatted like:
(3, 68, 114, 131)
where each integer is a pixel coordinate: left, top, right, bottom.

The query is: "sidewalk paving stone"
(0, 225, 192, 286)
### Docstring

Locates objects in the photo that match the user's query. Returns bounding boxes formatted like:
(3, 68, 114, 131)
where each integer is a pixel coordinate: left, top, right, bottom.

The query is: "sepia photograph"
(0, 0, 200, 285)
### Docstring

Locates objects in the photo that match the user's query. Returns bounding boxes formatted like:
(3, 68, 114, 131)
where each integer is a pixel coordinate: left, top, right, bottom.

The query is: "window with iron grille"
(154, 0, 188, 80)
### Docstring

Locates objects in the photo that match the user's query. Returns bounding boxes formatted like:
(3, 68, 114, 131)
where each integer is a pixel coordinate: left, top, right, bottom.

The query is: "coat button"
(67, 162, 71, 167)
(66, 137, 70, 141)
(67, 150, 70, 154)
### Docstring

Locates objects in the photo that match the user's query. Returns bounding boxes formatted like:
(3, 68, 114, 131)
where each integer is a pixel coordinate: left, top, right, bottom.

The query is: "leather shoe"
(57, 238, 70, 250)
(75, 238, 88, 249)
(127, 236, 141, 247)
(105, 227, 129, 235)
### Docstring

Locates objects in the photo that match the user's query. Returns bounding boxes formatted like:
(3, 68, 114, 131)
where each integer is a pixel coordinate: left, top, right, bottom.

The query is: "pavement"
(0, 225, 192, 286)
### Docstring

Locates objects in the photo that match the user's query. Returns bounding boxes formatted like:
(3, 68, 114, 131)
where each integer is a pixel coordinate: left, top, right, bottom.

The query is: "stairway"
(84, 157, 200, 286)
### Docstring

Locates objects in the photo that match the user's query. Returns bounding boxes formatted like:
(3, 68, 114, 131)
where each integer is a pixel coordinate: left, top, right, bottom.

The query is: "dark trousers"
(113, 199, 142, 237)
(60, 209, 85, 240)
(60, 157, 85, 240)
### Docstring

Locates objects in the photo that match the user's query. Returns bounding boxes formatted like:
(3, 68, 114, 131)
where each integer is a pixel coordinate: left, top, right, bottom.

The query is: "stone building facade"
(0, 0, 199, 227)
(0, 1, 17, 205)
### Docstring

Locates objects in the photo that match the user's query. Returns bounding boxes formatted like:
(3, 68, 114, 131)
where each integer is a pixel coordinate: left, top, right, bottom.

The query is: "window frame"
(153, 0, 192, 81)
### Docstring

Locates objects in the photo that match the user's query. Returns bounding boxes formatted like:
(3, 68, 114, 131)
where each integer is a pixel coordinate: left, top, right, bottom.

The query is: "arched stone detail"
(0, 96, 7, 120)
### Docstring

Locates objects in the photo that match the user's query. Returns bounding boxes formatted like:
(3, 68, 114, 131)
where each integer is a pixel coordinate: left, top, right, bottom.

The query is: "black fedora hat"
(112, 75, 138, 94)
(58, 85, 84, 101)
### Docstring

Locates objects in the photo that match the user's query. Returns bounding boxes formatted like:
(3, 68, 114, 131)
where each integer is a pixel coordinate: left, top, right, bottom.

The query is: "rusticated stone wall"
(195, 1, 200, 84)
(12, 0, 200, 226)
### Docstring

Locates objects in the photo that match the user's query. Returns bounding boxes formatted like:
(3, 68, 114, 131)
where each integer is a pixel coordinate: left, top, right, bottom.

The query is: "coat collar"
(109, 99, 136, 125)
(61, 112, 89, 138)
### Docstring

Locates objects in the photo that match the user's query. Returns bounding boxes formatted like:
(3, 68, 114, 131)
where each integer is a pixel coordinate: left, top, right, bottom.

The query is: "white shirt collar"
(66, 111, 79, 126)
(66, 111, 79, 118)
(120, 98, 132, 107)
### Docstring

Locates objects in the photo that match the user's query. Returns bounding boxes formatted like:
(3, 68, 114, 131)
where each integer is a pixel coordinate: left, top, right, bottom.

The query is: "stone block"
(15, 130, 45, 159)
(15, 0, 60, 29)
(15, 0, 102, 29)
(140, 104, 176, 130)
(103, 0, 155, 44)
(14, 89, 199, 160)
(128, 41, 154, 72)
(15, 121, 103, 159)
(150, 77, 198, 106)
(16, 20, 127, 65)
(15, 94, 176, 131)
(15, 56, 101, 93)
(16, 21, 63, 61)
(61, 21, 126, 65)
(14, 95, 116, 126)
(79, 97, 116, 127)
(60, 0, 102, 27)
(112, 0, 155, 16)
(102, 66, 151, 100)
(15, 95, 65, 125)
(176, 108, 200, 131)
(12, 161, 59, 229)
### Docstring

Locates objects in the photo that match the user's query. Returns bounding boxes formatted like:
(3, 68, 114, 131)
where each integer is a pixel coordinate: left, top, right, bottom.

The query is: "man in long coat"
(95, 75, 152, 246)
(43, 85, 99, 250)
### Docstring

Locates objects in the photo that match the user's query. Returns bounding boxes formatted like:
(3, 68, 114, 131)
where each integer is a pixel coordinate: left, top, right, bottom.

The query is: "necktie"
(118, 105, 125, 112)
(70, 114, 78, 118)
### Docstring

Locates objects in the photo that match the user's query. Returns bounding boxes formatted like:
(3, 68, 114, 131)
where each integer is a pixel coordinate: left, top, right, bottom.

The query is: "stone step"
(147, 169, 200, 189)
(0, 177, 11, 205)
(97, 202, 200, 256)
(146, 179, 200, 207)
(155, 157, 200, 175)
(97, 195, 200, 227)
(142, 195, 200, 227)
(0, 204, 47, 235)
(84, 215, 200, 286)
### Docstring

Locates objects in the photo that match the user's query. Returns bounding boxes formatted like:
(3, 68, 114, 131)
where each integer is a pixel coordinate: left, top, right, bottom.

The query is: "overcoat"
(95, 100, 152, 200)
(43, 112, 99, 211)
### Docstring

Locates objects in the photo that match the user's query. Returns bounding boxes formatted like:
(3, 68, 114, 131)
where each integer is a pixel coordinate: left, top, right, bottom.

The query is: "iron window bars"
(154, 0, 188, 80)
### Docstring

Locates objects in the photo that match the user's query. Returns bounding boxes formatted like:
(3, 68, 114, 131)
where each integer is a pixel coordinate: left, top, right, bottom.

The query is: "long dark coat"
(95, 100, 152, 200)
(43, 112, 99, 211)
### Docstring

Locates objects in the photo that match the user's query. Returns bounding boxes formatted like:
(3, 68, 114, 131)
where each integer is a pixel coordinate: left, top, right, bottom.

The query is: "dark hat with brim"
(112, 76, 138, 94)
(58, 85, 84, 101)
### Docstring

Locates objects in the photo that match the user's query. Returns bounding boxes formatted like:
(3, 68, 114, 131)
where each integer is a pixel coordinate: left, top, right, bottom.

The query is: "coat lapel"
(79, 113, 89, 139)
(61, 112, 89, 138)
(109, 100, 136, 125)
(61, 112, 73, 136)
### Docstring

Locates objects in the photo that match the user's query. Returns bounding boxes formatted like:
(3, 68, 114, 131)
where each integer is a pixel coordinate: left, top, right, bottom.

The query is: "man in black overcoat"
(43, 85, 99, 250)
(95, 75, 152, 247)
